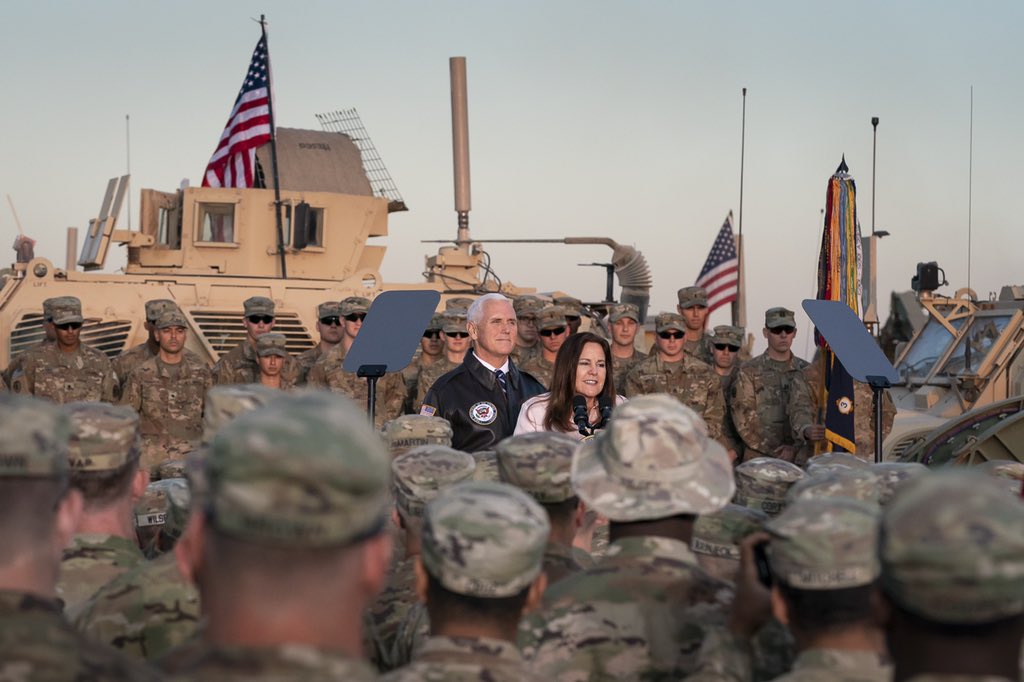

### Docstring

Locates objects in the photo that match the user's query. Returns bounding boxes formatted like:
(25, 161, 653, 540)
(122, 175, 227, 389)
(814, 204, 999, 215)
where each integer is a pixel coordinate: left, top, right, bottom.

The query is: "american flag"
(695, 212, 740, 314)
(202, 36, 273, 188)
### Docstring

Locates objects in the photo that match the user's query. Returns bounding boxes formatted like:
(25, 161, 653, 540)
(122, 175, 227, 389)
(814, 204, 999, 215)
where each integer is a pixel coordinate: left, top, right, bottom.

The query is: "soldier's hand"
(773, 445, 797, 462)
(804, 424, 826, 441)
(728, 531, 773, 638)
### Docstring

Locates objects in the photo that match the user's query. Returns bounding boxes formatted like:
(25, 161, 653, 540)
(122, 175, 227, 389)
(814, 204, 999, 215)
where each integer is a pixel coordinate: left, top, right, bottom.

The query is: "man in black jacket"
(421, 294, 545, 452)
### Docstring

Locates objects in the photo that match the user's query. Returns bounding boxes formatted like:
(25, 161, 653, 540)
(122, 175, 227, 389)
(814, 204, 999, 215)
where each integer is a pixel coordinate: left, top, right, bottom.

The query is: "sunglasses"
(713, 343, 740, 352)
(319, 316, 342, 327)
(539, 326, 567, 337)
(657, 330, 684, 340)
(769, 326, 796, 336)
(344, 313, 366, 322)
(247, 315, 274, 325)
(55, 321, 83, 331)
(446, 331, 470, 339)
(422, 331, 442, 340)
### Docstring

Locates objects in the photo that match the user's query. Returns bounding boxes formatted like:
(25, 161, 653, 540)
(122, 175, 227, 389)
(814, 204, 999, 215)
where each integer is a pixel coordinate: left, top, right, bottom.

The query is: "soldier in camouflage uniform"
(14, 296, 118, 403)
(624, 311, 727, 443)
(879, 470, 1024, 681)
(677, 285, 714, 364)
(0, 395, 158, 679)
(608, 302, 644, 390)
(295, 300, 345, 382)
(366, 444, 477, 671)
(382, 414, 455, 457)
(401, 313, 445, 412)
(871, 461, 928, 506)
(2, 295, 57, 387)
(120, 309, 213, 472)
(164, 391, 393, 679)
(496, 432, 596, 583)
(511, 295, 545, 365)
(522, 394, 736, 679)
(733, 457, 806, 517)
(692, 503, 768, 584)
(786, 468, 881, 507)
(711, 324, 746, 461)
(731, 308, 821, 462)
(555, 295, 585, 334)
(211, 295, 302, 385)
(804, 451, 870, 475)
(75, 475, 199, 660)
(133, 477, 190, 558)
(383, 481, 550, 682)
(519, 305, 570, 389)
(255, 332, 297, 390)
(56, 402, 149, 622)
(414, 310, 471, 411)
(112, 298, 179, 394)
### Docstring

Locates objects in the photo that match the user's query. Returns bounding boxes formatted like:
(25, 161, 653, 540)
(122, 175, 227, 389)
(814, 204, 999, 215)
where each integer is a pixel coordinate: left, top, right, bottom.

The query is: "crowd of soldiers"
(0, 288, 1021, 680)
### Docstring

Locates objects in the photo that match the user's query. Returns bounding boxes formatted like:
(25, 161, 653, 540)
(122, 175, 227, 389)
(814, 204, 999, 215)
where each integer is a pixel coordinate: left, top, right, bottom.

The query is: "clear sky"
(2, 1, 1021, 355)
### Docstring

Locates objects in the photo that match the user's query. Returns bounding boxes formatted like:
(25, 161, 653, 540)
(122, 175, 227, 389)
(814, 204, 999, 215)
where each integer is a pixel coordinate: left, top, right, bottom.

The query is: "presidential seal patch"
(469, 401, 498, 425)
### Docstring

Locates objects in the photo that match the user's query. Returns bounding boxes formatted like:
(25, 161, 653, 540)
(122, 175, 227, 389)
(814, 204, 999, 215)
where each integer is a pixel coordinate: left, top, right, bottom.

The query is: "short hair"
(425, 570, 531, 631)
(777, 582, 876, 634)
(543, 496, 581, 528)
(72, 456, 139, 509)
(204, 525, 362, 584)
(0, 479, 67, 558)
(888, 597, 1024, 638)
(467, 294, 512, 326)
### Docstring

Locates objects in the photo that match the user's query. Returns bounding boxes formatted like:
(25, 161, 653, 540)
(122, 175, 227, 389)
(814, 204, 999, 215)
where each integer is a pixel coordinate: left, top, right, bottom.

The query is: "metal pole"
(261, 15, 288, 279)
(66, 227, 78, 272)
(733, 87, 747, 329)
(125, 115, 132, 229)
(967, 86, 973, 299)
(871, 117, 878, 235)
(450, 57, 472, 247)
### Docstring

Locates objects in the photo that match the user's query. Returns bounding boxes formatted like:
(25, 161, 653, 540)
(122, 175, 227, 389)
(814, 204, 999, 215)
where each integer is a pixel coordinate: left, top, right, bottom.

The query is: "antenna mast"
(450, 57, 472, 248)
(967, 85, 974, 299)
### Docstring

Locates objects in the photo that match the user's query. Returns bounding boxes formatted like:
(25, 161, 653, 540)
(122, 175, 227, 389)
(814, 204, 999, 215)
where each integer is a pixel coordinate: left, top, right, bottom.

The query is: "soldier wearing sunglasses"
(401, 313, 446, 413)
(710, 324, 746, 462)
(623, 312, 726, 444)
(519, 306, 571, 389)
(295, 301, 345, 382)
(731, 307, 822, 463)
(414, 311, 472, 412)
(14, 296, 116, 403)
(211, 296, 301, 386)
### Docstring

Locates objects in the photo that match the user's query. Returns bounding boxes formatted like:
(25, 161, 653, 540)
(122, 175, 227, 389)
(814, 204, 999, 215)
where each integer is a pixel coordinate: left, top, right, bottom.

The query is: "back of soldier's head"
(63, 402, 142, 511)
(691, 503, 767, 583)
(392, 445, 476, 528)
(496, 431, 580, 527)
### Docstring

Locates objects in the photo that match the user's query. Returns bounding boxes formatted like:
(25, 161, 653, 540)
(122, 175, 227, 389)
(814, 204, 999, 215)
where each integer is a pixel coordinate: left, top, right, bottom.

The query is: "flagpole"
(733, 87, 747, 329)
(260, 14, 288, 279)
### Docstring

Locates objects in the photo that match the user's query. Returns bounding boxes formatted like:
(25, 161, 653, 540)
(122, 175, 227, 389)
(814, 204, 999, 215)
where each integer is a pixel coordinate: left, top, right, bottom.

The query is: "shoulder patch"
(419, 404, 437, 416)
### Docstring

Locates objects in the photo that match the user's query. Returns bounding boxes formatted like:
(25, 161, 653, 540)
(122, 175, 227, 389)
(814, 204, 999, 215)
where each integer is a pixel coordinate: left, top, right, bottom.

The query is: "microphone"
(572, 395, 590, 436)
(597, 395, 614, 427)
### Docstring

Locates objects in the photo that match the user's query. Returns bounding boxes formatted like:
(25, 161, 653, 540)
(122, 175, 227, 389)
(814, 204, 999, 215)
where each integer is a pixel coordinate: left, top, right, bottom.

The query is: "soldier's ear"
(130, 468, 150, 503)
(359, 531, 392, 599)
(770, 585, 789, 625)
(523, 571, 549, 614)
(573, 500, 586, 531)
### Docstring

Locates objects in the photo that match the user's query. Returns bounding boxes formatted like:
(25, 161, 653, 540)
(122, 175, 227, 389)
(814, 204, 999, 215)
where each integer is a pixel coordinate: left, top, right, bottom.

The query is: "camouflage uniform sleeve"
(305, 358, 328, 387)
(120, 371, 143, 411)
(731, 367, 768, 457)
(683, 627, 754, 682)
(787, 370, 815, 446)
(379, 372, 407, 422)
(100, 358, 118, 403)
(414, 367, 436, 413)
(623, 364, 645, 398)
(210, 358, 228, 385)
(702, 374, 727, 444)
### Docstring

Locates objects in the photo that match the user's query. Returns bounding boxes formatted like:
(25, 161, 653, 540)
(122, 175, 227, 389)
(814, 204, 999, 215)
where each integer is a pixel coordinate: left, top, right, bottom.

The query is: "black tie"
(494, 369, 508, 395)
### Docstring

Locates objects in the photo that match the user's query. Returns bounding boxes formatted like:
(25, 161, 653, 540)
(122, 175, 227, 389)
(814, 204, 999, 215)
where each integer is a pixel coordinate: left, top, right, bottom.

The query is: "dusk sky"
(2, 1, 1021, 355)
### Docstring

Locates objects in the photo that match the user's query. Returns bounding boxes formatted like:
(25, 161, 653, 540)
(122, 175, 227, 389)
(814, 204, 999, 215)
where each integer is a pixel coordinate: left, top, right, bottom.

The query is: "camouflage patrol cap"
(316, 301, 343, 319)
(787, 468, 881, 506)
(677, 286, 709, 309)
(49, 296, 84, 325)
(144, 299, 179, 323)
(204, 392, 391, 547)
(692, 503, 769, 560)
(880, 470, 1024, 624)
(64, 402, 141, 472)
(608, 302, 640, 323)
(153, 458, 187, 481)
(256, 332, 289, 358)
(202, 384, 281, 443)
(340, 296, 371, 316)
(421, 481, 550, 598)
(445, 296, 475, 312)
(0, 394, 71, 478)
(767, 497, 881, 589)
(392, 445, 477, 520)
(442, 312, 468, 335)
(655, 312, 687, 334)
(472, 450, 500, 482)
(42, 297, 61, 321)
(554, 296, 584, 318)
(424, 313, 444, 332)
(513, 295, 545, 318)
(805, 451, 871, 476)
(537, 305, 569, 331)
(733, 457, 806, 516)
(711, 325, 744, 348)
(765, 307, 796, 329)
(155, 309, 188, 330)
(495, 432, 579, 504)
(243, 296, 275, 317)
(871, 462, 929, 505)
(572, 394, 734, 521)
(382, 414, 453, 455)
(134, 478, 184, 530)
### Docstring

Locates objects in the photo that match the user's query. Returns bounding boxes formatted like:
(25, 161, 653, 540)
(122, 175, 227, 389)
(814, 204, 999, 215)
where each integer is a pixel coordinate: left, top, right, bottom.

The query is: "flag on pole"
(696, 212, 740, 314)
(815, 157, 863, 453)
(202, 36, 273, 188)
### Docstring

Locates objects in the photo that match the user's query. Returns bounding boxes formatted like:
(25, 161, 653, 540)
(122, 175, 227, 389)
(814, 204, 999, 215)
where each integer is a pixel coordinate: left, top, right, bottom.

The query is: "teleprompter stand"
(802, 300, 899, 464)
(344, 290, 441, 424)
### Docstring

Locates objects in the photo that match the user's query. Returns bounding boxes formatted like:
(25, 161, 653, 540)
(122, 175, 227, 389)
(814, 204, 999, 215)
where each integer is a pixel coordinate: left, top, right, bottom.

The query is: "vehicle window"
(896, 316, 966, 382)
(198, 203, 236, 243)
(939, 314, 1012, 375)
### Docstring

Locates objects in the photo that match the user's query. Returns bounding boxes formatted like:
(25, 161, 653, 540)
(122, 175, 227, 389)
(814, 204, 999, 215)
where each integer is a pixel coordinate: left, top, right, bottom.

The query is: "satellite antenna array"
(315, 109, 407, 213)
